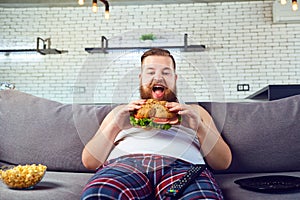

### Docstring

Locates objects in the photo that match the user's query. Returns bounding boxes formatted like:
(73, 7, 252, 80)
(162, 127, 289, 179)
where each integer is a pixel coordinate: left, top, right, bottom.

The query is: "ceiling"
(0, 0, 264, 8)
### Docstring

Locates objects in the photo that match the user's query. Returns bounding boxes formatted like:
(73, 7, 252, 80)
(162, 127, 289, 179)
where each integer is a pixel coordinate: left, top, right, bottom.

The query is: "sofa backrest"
(0, 90, 114, 172)
(1, 90, 300, 173)
(200, 95, 300, 173)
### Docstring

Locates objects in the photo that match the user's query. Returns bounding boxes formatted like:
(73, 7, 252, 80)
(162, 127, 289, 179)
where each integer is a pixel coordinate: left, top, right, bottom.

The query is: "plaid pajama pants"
(81, 154, 223, 200)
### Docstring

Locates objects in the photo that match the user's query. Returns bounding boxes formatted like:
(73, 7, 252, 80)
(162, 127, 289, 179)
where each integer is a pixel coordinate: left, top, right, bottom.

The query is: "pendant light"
(100, 0, 110, 19)
(78, 0, 84, 6)
(292, 0, 298, 11)
(92, 0, 98, 13)
(77, 0, 109, 18)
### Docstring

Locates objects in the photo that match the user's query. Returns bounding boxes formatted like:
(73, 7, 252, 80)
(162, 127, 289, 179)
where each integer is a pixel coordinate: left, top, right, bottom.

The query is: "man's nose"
(154, 73, 163, 81)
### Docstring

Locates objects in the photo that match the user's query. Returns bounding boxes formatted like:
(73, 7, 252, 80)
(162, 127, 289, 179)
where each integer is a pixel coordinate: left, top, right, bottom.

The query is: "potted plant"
(140, 34, 156, 41)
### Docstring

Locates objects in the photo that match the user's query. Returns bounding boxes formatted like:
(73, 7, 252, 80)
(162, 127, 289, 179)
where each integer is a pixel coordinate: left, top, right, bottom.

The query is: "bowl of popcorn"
(0, 164, 47, 189)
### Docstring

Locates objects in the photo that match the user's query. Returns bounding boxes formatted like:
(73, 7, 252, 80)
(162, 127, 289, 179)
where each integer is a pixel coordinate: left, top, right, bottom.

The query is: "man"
(81, 48, 232, 199)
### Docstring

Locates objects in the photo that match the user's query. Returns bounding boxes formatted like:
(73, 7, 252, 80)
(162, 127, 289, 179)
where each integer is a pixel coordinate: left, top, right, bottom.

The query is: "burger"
(130, 99, 181, 130)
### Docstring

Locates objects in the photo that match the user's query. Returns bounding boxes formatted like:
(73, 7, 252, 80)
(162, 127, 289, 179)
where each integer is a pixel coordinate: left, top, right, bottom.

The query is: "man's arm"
(81, 107, 121, 170)
(195, 105, 232, 170)
(167, 103, 232, 170)
(81, 100, 146, 170)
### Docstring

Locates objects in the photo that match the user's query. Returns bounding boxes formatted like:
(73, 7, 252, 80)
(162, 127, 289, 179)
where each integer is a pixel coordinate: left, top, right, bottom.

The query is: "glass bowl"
(0, 164, 47, 189)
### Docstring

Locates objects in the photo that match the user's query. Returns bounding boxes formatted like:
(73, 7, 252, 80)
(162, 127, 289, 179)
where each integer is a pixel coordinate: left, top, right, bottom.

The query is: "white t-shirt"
(107, 125, 205, 164)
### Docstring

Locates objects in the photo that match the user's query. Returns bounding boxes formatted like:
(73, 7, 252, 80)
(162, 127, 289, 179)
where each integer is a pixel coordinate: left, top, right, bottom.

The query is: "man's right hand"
(111, 99, 146, 131)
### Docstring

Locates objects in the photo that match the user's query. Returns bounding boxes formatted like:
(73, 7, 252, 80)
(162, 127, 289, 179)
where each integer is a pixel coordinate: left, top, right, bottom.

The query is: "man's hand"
(112, 99, 146, 130)
(166, 102, 202, 132)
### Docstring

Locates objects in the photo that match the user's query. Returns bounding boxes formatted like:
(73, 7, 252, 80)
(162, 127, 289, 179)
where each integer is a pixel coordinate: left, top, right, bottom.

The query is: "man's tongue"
(152, 87, 165, 99)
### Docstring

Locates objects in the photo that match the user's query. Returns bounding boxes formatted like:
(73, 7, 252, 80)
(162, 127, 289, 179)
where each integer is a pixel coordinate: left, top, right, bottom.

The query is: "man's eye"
(162, 70, 172, 75)
(147, 72, 155, 75)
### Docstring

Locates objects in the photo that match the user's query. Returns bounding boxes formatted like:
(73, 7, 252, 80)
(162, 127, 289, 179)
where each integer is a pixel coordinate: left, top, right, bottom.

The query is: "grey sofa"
(0, 90, 299, 200)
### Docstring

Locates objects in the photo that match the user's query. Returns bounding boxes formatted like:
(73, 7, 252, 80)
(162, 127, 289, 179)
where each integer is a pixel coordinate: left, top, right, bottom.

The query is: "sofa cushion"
(0, 90, 114, 172)
(200, 95, 300, 173)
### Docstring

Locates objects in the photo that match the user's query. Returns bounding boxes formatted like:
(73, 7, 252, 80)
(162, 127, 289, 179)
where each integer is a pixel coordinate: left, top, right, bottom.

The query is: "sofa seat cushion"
(214, 171, 300, 200)
(0, 171, 93, 200)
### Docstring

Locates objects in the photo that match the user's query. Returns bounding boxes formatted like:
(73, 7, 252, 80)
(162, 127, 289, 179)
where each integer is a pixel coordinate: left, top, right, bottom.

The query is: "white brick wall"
(1, 1, 300, 103)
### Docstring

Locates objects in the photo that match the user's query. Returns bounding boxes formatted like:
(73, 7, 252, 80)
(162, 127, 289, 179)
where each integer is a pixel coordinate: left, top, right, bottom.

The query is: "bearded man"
(81, 48, 232, 200)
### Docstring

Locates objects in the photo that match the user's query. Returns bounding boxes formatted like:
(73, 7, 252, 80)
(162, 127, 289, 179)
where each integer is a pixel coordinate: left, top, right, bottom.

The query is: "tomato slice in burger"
(152, 117, 169, 124)
(134, 114, 143, 119)
(168, 117, 179, 125)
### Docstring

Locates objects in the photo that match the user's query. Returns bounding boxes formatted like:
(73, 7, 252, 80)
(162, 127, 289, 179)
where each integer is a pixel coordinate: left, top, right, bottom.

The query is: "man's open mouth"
(152, 85, 165, 99)
(152, 85, 165, 93)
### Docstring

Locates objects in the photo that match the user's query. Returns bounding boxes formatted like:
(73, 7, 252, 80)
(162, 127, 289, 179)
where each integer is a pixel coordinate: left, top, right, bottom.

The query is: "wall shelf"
(0, 37, 68, 56)
(0, 49, 37, 54)
(85, 34, 206, 54)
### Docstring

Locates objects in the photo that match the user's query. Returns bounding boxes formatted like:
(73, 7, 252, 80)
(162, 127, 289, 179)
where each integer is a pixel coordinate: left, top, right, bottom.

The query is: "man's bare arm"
(195, 105, 232, 170)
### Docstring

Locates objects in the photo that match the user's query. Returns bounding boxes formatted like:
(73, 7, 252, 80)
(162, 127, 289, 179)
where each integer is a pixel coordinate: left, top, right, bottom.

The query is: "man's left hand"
(166, 102, 202, 131)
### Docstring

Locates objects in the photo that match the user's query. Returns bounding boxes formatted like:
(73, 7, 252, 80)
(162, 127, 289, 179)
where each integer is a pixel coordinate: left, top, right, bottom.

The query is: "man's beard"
(140, 84, 178, 102)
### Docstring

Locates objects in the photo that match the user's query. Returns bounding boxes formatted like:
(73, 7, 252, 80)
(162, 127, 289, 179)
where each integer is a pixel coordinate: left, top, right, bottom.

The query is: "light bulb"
(78, 0, 84, 6)
(292, 0, 298, 11)
(92, 0, 98, 13)
(105, 10, 109, 19)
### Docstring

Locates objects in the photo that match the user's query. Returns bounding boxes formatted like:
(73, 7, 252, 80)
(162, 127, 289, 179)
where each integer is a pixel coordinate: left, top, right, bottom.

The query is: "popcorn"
(0, 164, 47, 189)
